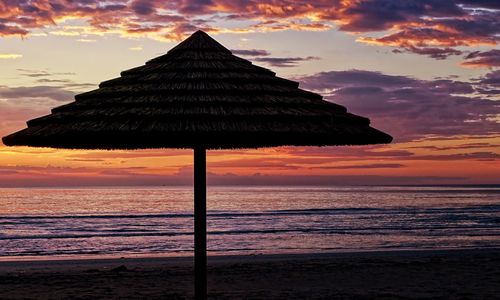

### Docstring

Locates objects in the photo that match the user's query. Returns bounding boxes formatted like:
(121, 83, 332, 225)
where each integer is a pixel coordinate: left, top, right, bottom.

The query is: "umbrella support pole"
(194, 146, 207, 300)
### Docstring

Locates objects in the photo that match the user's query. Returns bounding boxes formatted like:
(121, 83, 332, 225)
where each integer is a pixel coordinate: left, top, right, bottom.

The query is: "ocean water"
(0, 186, 498, 260)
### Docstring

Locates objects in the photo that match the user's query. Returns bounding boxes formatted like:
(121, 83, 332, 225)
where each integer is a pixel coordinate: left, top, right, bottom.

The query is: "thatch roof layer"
(2, 30, 392, 149)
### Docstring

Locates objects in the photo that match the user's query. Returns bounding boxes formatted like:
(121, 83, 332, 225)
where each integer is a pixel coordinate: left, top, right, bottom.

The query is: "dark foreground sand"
(0, 249, 499, 299)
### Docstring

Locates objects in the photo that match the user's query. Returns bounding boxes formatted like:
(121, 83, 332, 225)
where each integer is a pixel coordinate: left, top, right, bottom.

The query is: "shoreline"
(0, 246, 498, 263)
(1, 246, 497, 263)
(1, 248, 498, 299)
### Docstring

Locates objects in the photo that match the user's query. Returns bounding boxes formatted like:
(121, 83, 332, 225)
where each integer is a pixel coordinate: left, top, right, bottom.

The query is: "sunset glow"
(1, 0, 498, 187)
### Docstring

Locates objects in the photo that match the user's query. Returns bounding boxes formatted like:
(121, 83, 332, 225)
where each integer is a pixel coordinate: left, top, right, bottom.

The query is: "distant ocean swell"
(1, 198, 499, 257)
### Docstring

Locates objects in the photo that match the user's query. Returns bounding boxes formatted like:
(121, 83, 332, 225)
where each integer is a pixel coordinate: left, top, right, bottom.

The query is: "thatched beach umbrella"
(3, 30, 391, 299)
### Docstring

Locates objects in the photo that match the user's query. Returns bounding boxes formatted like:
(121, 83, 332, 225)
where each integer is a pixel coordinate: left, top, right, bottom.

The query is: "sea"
(0, 186, 498, 260)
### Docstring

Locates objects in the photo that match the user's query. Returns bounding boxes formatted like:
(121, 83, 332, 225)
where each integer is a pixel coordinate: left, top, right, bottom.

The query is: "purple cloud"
(231, 48, 320, 67)
(462, 49, 500, 68)
(459, 0, 500, 9)
(392, 47, 463, 60)
(130, 0, 156, 15)
(409, 142, 498, 151)
(254, 56, 320, 67)
(231, 49, 271, 56)
(310, 163, 405, 169)
(471, 70, 500, 97)
(336, 0, 464, 32)
(0, 85, 75, 102)
(298, 70, 500, 141)
(409, 152, 500, 161)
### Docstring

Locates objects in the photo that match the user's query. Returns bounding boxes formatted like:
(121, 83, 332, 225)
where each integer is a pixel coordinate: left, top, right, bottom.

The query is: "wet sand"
(0, 249, 499, 299)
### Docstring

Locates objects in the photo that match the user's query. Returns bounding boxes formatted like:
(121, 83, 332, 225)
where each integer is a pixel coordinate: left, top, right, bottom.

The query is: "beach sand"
(0, 249, 499, 299)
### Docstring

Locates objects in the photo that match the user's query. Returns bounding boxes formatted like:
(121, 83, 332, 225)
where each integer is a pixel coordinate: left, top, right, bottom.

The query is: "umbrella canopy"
(2, 30, 391, 149)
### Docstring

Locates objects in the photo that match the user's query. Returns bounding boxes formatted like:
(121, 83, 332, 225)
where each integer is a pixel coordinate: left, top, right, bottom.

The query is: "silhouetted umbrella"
(3, 30, 392, 299)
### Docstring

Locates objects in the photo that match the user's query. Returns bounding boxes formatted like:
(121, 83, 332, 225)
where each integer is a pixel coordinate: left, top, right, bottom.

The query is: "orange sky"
(0, 0, 498, 186)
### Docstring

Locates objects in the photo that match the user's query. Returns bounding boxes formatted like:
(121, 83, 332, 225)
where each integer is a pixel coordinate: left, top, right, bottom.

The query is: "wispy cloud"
(392, 47, 463, 60)
(129, 45, 143, 51)
(232, 48, 319, 67)
(0, 53, 22, 59)
(77, 39, 97, 43)
(462, 50, 500, 68)
(254, 56, 320, 67)
(0, 85, 74, 102)
(231, 49, 271, 56)
(309, 163, 405, 169)
(49, 31, 80, 36)
(17, 69, 76, 78)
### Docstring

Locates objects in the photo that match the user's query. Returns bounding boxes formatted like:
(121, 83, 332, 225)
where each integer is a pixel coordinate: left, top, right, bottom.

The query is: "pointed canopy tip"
(168, 29, 230, 54)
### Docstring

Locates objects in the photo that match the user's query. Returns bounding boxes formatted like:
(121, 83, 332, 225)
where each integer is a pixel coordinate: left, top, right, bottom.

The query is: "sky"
(0, 0, 499, 187)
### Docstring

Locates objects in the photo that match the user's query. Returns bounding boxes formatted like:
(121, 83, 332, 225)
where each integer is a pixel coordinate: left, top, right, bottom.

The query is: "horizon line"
(1, 183, 499, 189)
